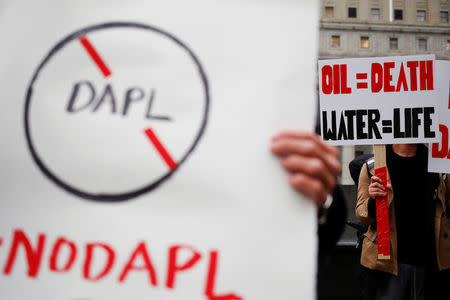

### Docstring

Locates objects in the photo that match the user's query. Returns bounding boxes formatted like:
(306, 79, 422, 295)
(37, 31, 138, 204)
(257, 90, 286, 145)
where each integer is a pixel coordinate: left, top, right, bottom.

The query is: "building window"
(371, 8, 380, 20)
(441, 11, 449, 23)
(390, 38, 399, 50)
(348, 7, 357, 18)
(418, 39, 428, 51)
(394, 9, 403, 20)
(331, 35, 341, 48)
(447, 40, 450, 51)
(360, 37, 370, 48)
(417, 10, 426, 22)
(325, 6, 334, 18)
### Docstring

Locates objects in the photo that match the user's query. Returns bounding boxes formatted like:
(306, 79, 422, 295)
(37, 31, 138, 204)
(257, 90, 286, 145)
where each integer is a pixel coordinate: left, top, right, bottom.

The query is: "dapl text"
(0, 229, 243, 300)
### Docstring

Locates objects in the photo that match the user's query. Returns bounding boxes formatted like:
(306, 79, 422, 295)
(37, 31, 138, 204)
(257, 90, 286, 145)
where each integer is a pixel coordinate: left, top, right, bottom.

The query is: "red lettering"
(333, 64, 340, 94)
(3, 230, 46, 278)
(396, 63, 409, 92)
(432, 124, 449, 158)
(49, 237, 77, 272)
(420, 60, 434, 91)
(448, 81, 450, 110)
(383, 62, 395, 92)
(205, 251, 243, 300)
(407, 61, 419, 91)
(83, 243, 115, 281)
(371, 63, 383, 92)
(166, 245, 202, 289)
(321, 65, 333, 95)
(340, 65, 352, 94)
(119, 242, 158, 286)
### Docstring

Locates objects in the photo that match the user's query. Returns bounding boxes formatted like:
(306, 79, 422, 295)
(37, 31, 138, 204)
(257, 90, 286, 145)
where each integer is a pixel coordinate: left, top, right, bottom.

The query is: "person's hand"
(270, 130, 341, 208)
(368, 176, 392, 199)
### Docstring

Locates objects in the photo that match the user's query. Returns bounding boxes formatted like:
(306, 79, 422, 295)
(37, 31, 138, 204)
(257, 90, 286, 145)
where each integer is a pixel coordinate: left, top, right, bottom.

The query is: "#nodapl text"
(0, 229, 243, 300)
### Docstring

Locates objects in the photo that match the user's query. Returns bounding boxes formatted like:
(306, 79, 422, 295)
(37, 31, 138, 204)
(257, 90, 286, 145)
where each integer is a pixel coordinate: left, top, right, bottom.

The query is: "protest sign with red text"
(319, 55, 440, 145)
(428, 60, 450, 174)
(0, 1, 319, 299)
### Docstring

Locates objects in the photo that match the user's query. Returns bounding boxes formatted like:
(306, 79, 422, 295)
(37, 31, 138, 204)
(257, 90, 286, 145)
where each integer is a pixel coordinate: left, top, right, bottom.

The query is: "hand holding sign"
(368, 176, 392, 199)
(0, 1, 320, 299)
(271, 130, 341, 208)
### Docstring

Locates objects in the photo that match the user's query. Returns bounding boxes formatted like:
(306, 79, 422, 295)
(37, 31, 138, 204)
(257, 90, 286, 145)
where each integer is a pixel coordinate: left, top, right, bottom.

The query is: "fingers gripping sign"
(369, 176, 392, 199)
(271, 130, 341, 207)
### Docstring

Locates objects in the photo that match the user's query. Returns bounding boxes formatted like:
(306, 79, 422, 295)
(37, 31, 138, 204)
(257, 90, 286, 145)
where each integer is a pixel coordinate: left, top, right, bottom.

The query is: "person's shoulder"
(359, 156, 375, 180)
(349, 154, 374, 184)
(366, 156, 375, 175)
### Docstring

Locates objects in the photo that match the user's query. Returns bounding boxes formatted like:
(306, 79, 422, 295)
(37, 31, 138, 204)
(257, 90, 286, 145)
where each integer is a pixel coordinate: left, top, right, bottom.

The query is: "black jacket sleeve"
(318, 186, 347, 263)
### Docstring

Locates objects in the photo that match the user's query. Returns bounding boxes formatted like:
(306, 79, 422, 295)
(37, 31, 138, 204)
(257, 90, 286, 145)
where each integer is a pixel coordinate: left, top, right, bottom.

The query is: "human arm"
(355, 164, 376, 226)
(271, 130, 346, 260)
(317, 186, 346, 261)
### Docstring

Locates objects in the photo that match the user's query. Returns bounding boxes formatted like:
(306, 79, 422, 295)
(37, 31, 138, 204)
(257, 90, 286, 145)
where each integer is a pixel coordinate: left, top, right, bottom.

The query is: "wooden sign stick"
(374, 145, 391, 260)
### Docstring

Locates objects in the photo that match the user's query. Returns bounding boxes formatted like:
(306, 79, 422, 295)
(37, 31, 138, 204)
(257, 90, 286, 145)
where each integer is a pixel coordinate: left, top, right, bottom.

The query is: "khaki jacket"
(356, 156, 450, 275)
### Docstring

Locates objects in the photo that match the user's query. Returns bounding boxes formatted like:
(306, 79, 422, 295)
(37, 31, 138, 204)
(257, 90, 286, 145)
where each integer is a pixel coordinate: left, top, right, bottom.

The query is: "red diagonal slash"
(79, 36, 112, 78)
(144, 128, 178, 170)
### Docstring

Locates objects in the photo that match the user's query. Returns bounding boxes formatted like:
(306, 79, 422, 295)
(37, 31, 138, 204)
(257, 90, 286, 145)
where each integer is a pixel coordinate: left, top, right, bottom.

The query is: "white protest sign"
(0, 1, 319, 300)
(428, 60, 450, 173)
(318, 55, 440, 145)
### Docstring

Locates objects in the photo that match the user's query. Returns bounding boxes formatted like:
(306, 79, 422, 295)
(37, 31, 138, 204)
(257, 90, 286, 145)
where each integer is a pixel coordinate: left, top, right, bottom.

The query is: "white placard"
(428, 60, 450, 174)
(0, 1, 319, 300)
(319, 55, 440, 145)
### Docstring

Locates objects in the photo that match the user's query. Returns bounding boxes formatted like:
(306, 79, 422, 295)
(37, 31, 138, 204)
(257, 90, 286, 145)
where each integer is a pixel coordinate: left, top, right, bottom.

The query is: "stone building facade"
(319, 0, 450, 60)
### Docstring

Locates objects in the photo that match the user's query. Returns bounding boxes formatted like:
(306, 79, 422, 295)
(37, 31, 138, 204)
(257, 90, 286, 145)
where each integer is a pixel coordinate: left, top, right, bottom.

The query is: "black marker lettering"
(393, 108, 405, 138)
(411, 107, 423, 138)
(356, 110, 368, 140)
(337, 111, 348, 140)
(367, 110, 382, 139)
(67, 81, 96, 113)
(322, 110, 337, 141)
(404, 108, 412, 138)
(344, 110, 356, 140)
(123, 87, 145, 117)
(423, 107, 436, 138)
(145, 89, 172, 121)
(93, 84, 117, 113)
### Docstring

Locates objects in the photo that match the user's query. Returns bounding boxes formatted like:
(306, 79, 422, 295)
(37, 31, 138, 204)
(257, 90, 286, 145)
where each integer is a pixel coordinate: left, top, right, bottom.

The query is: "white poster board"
(428, 60, 450, 173)
(0, 1, 319, 300)
(319, 55, 440, 145)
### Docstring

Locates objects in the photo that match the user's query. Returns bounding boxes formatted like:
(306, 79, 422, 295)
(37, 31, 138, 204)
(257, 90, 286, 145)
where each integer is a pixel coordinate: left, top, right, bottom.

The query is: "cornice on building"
(321, 21, 450, 34)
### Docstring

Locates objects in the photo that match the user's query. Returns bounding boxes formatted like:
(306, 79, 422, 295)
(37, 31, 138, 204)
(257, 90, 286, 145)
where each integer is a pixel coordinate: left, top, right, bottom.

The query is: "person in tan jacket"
(356, 144, 450, 300)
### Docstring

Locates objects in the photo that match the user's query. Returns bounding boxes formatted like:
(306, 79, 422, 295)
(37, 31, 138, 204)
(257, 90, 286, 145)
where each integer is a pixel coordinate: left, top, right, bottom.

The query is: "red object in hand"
(375, 166, 390, 259)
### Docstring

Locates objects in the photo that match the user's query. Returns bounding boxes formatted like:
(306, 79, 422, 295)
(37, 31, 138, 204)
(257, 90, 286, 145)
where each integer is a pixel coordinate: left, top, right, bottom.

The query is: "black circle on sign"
(24, 22, 210, 202)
